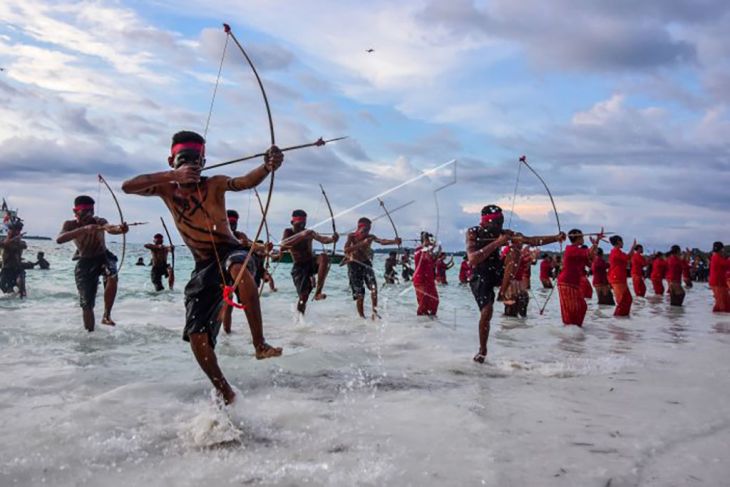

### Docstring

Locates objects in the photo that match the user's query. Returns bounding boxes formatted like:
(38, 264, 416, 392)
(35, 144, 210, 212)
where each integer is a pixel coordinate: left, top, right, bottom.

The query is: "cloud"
(417, 0, 699, 72)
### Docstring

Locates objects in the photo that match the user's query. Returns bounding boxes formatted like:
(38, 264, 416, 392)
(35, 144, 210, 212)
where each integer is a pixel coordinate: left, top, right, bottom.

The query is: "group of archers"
(2, 130, 729, 405)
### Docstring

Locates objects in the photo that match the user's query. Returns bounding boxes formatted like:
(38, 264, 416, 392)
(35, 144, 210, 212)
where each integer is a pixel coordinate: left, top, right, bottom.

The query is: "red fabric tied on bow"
(223, 285, 246, 310)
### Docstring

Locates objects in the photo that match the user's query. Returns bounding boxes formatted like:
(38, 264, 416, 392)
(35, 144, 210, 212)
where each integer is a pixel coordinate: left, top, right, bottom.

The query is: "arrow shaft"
(202, 137, 347, 172)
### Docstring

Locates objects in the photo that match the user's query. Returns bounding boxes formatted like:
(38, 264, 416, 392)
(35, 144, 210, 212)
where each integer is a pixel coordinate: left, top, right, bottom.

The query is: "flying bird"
(366, 49, 374, 53)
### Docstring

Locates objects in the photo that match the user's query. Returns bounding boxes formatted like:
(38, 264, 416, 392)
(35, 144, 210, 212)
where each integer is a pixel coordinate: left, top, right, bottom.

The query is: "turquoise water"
(1, 240, 729, 486)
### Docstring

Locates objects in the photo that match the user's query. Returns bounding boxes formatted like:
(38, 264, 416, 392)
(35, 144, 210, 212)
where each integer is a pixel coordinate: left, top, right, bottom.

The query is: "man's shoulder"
(61, 219, 79, 230)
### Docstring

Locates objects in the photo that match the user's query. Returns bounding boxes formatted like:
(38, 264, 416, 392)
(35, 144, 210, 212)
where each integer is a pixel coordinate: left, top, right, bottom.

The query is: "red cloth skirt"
(559, 283, 587, 326)
(632, 276, 646, 297)
(611, 282, 633, 316)
(580, 276, 593, 299)
(651, 279, 664, 295)
(414, 281, 439, 316)
(712, 286, 730, 313)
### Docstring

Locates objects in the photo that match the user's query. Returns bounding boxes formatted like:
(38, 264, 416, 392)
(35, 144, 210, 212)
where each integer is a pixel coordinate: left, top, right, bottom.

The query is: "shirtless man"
(222, 210, 274, 334)
(0, 220, 27, 298)
(144, 233, 174, 291)
(384, 251, 399, 284)
(466, 204, 564, 363)
(122, 130, 282, 405)
(343, 217, 401, 319)
(35, 251, 50, 270)
(57, 196, 128, 330)
(280, 209, 338, 315)
(401, 250, 414, 282)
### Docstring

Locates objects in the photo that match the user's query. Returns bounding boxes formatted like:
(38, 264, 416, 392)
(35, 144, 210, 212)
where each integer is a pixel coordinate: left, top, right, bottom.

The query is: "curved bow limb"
(377, 197, 402, 255)
(516, 155, 562, 315)
(319, 183, 337, 257)
(98, 174, 126, 273)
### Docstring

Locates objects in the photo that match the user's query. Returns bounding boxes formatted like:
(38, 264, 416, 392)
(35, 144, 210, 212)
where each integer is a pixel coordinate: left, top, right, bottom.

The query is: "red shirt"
(540, 259, 552, 280)
(682, 259, 691, 279)
(631, 253, 646, 277)
(436, 260, 447, 277)
(558, 244, 589, 286)
(413, 246, 436, 285)
(608, 248, 629, 284)
(666, 255, 683, 282)
(592, 257, 609, 286)
(459, 260, 472, 282)
(709, 253, 729, 287)
(651, 258, 667, 280)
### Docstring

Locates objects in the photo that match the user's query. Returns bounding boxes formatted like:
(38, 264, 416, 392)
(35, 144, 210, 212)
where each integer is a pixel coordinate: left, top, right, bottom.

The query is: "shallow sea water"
(1, 241, 729, 486)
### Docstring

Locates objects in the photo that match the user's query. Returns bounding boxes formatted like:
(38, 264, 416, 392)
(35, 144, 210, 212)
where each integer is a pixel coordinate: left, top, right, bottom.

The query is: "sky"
(1, 0, 728, 251)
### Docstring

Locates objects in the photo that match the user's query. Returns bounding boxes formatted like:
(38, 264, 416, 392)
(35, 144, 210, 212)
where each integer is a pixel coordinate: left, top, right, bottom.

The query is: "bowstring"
(506, 158, 542, 314)
(507, 158, 522, 230)
(196, 31, 231, 286)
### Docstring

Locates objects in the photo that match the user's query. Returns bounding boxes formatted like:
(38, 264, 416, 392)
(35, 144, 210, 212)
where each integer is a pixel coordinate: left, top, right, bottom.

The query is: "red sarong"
(632, 276, 646, 297)
(651, 279, 664, 295)
(712, 286, 730, 313)
(559, 283, 587, 326)
(580, 276, 593, 299)
(414, 281, 439, 316)
(611, 282, 633, 316)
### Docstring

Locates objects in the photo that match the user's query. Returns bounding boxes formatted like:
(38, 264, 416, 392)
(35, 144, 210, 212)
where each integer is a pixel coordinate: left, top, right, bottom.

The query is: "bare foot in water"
(314, 293, 327, 301)
(473, 350, 487, 363)
(101, 316, 116, 326)
(371, 309, 381, 320)
(255, 342, 283, 360)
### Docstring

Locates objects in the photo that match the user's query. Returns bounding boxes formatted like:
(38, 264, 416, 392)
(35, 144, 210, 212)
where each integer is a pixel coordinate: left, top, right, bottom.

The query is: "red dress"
(631, 253, 647, 297)
(580, 271, 593, 299)
(540, 259, 552, 281)
(650, 258, 667, 295)
(413, 246, 438, 316)
(459, 260, 472, 284)
(609, 248, 632, 316)
(557, 244, 589, 326)
(592, 257, 609, 286)
(435, 260, 448, 284)
(709, 253, 730, 313)
(666, 255, 683, 283)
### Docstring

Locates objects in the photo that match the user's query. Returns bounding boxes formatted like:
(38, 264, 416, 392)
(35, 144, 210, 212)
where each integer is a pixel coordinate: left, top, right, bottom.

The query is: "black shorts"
(291, 258, 318, 297)
(151, 263, 170, 291)
(0, 267, 24, 293)
(74, 251, 118, 309)
(183, 248, 256, 348)
(348, 260, 376, 300)
(469, 271, 498, 310)
(253, 253, 264, 287)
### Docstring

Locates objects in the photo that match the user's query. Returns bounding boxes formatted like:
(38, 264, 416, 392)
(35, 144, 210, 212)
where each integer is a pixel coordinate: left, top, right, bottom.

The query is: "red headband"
(73, 204, 94, 212)
(171, 142, 205, 157)
(481, 212, 502, 224)
(228, 216, 239, 223)
(291, 216, 306, 223)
